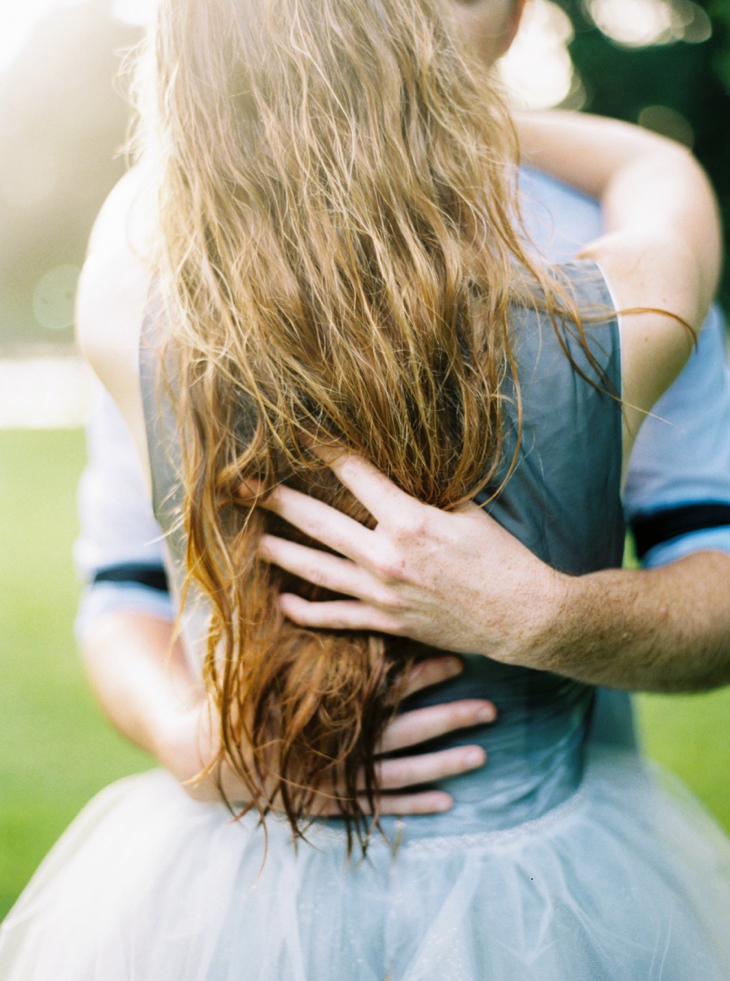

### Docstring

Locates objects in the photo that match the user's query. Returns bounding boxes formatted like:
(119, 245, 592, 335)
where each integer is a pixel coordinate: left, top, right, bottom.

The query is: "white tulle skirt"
(2, 747, 730, 980)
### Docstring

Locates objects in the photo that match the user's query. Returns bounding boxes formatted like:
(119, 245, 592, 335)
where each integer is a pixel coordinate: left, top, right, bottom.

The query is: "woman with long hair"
(1, 0, 729, 976)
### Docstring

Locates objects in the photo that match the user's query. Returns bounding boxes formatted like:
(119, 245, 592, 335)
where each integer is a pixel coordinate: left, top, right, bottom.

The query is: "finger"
(315, 790, 453, 816)
(379, 700, 497, 754)
(376, 745, 486, 790)
(401, 656, 464, 697)
(311, 445, 419, 530)
(260, 535, 379, 601)
(279, 594, 404, 633)
(345, 791, 455, 816)
(376, 791, 453, 815)
(251, 483, 377, 566)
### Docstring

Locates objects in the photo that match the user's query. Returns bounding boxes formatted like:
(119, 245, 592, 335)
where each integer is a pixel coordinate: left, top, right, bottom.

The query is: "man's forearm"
(543, 551, 730, 692)
(80, 612, 198, 762)
(254, 457, 730, 693)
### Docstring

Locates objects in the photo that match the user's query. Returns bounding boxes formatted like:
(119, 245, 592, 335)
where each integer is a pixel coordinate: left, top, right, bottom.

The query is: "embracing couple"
(2, 0, 730, 978)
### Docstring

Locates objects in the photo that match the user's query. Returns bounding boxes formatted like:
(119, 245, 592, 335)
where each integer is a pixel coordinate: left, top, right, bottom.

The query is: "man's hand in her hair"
(248, 447, 566, 670)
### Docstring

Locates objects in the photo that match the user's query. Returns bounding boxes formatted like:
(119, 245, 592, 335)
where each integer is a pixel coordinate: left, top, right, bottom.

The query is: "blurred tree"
(710, 0, 730, 88)
(557, 0, 730, 310)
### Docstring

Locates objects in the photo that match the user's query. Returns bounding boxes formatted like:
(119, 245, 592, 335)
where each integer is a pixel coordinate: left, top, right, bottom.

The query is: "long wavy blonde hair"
(133, 0, 586, 843)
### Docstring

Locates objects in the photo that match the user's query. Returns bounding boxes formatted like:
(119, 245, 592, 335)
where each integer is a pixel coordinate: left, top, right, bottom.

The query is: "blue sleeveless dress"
(3, 261, 730, 980)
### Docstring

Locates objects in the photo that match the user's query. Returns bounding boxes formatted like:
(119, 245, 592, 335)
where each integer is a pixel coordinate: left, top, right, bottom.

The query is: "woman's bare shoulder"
(76, 165, 157, 481)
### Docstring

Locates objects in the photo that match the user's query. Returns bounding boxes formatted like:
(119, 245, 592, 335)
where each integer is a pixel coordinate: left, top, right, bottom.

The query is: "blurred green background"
(0, 431, 152, 920)
(1, 0, 730, 921)
(558, 0, 730, 308)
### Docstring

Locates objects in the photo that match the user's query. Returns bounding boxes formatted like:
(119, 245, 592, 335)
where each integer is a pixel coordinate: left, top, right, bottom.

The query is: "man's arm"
(548, 282, 730, 692)
(548, 551, 730, 692)
(251, 450, 730, 693)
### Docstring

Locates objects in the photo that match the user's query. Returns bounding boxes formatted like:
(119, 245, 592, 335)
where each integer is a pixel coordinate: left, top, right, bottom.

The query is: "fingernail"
(444, 657, 462, 677)
(434, 796, 453, 812)
(477, 705, 496, 723)
(465, 747, 486, 767)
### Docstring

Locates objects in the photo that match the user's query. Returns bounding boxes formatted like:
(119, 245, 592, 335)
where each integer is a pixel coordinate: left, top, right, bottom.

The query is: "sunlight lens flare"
(587, 0, 712, 49)
(32, 265, 80, 332)
(499, 0, 581, 111)
(0, 0, 89, 72)
(111, 0, 158, 27)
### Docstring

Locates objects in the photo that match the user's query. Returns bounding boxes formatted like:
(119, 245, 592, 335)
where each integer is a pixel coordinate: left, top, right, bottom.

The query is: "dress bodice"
(140, 260, 622, 837)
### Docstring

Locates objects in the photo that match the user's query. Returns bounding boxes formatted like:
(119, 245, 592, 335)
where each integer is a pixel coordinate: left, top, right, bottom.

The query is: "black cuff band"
(631, 503, 730, 559)
(93, 563, 170, 594)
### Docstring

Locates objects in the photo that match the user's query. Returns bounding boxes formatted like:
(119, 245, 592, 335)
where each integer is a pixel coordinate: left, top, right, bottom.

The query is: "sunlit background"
(2, 0, 730, 921)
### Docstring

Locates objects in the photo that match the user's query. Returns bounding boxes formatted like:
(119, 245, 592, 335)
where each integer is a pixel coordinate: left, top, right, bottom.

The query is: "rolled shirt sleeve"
(623, 306, 730, 568)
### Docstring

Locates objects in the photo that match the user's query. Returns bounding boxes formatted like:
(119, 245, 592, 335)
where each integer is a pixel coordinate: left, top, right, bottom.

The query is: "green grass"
(0, 430, 152, 921)
(0, 430, 729, 919)
(637, 690, 730, 829)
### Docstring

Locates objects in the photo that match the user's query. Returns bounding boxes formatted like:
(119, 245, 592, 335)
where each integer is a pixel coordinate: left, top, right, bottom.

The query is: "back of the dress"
(141, 258, 623, 840)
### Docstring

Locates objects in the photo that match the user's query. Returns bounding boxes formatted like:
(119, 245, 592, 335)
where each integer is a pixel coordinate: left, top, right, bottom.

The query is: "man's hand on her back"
(162, 653, 495, 815)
